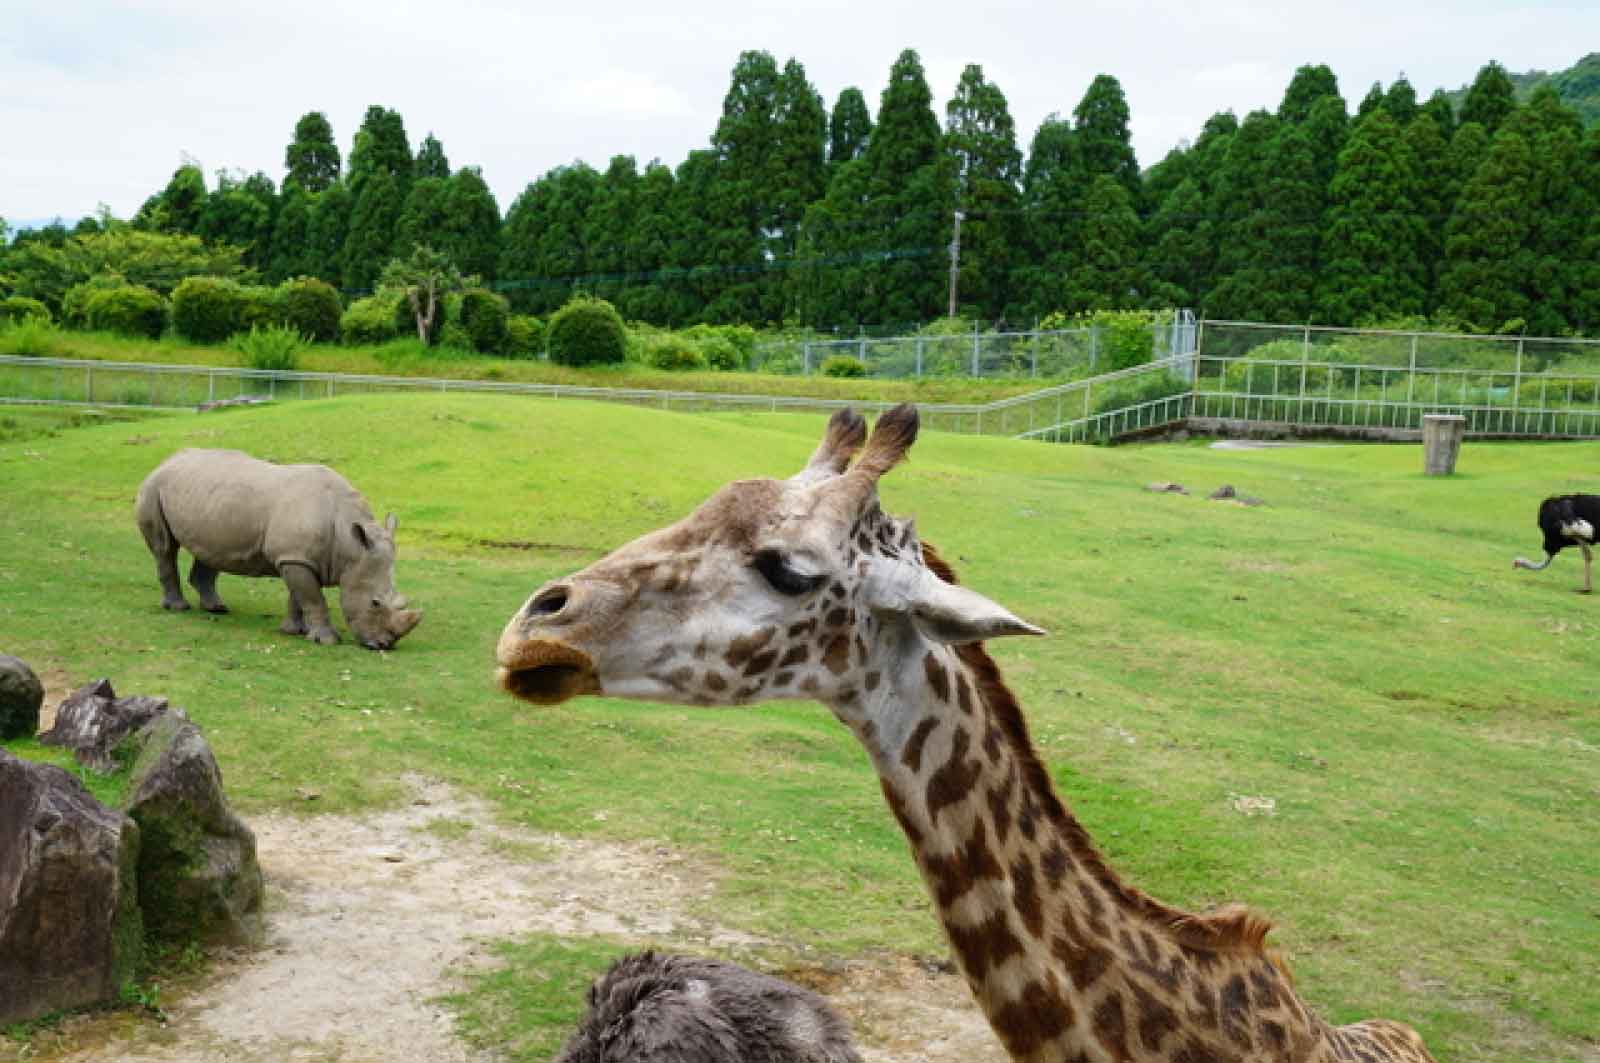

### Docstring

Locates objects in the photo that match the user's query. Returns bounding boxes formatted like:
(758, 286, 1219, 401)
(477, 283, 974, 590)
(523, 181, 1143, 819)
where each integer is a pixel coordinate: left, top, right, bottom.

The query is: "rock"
(38, 679, 176, 774)
(0, 655, 44, 740)
(1145, 481, 1188, 495)
(123, 713, 263, 946)
(0, 749, 144, 1025)
(1208, 485, 1264, 506)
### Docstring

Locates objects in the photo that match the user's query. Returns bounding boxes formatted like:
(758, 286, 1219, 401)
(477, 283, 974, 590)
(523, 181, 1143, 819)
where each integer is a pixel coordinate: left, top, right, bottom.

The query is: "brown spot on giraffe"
(923, 651, 951, 703)
(902, 716, 940, 774)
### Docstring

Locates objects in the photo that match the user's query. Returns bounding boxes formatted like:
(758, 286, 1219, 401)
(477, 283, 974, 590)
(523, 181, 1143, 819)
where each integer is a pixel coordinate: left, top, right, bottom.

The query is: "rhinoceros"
(134, 449, 422, 650)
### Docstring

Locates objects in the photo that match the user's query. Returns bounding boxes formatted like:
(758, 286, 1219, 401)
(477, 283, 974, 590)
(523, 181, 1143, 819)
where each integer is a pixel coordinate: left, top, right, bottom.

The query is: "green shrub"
(341, 295, 401, 345)
(1, 296, 51, 325)
(684, 324, 750, 371)
(438, 322, 475, 352)
(171, 276, 247, 343)
(0, 317, 67, 357)
(643, 333, 707, 371)
(391, 293, 445, 345)
(1092, 369, 1190, 414)
(86, 285, 167, 339)
(822, 355, 868, 378)
(504, 314, 545, 359)
(230, 324, 304, 372)
(62, 275, 129, 329)
(547, 296, 627, 367)
(276, 277, 342, 343)
(458, 288, 510, 353)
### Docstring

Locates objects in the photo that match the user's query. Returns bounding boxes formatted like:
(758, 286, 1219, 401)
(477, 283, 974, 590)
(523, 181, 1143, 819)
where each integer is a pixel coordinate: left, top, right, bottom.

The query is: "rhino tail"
(135, 475, 177, 558)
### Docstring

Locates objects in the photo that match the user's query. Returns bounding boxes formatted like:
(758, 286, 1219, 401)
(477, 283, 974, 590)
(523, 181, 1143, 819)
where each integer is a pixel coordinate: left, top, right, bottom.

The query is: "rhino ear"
(352, 521, 374, 551)
(385, 513, 399, 535)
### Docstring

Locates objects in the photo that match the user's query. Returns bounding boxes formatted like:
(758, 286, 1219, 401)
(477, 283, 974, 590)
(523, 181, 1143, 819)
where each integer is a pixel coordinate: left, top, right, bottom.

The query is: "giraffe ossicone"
(496, 404, 1437, 1063)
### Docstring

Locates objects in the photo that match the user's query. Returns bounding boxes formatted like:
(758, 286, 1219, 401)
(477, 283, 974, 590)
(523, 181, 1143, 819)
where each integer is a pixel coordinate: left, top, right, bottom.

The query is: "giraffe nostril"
(527, 587, 570, 619)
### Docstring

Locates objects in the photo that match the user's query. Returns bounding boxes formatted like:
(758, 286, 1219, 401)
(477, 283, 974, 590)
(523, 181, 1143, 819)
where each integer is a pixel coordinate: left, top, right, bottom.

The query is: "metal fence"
(751, 310, 1198, 379)
(1192, 321, 1600, 439)
(0, 355, 997, 436)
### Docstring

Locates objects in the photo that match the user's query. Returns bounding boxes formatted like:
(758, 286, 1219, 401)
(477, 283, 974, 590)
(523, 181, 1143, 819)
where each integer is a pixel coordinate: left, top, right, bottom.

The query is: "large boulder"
(123, 713, 263, 946)
(0, 749, 144, 1025)
(0, 655, 44, 740)
(38, 678, 174, 773)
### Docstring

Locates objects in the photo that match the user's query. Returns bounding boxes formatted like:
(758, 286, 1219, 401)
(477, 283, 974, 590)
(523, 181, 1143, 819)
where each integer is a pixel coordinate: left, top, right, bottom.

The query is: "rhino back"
(142, 450, 368, 579)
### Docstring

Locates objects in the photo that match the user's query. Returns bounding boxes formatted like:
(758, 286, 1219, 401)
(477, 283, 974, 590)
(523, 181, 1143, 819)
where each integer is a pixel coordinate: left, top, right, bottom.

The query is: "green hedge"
(458, 288, 509, 354)
(86, 285, 167, 339)
(547, 296, 627, 367)
(341, 295, 401, 345)
(277, 277, 342, 343)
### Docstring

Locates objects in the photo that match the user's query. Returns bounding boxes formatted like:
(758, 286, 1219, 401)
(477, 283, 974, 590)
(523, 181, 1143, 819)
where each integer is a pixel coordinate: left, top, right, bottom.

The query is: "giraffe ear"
(896, 569, 1046, 645)
(791, 407, 868, 485)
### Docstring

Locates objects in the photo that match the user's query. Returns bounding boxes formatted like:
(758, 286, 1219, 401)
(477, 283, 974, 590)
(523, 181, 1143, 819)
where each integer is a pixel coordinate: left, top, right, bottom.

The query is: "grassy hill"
(1, 396, 1596, 1060)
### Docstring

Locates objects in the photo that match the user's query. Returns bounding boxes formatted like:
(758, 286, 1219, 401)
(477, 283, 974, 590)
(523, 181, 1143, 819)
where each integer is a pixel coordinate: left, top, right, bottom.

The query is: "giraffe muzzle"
(496, 638, 601, 705)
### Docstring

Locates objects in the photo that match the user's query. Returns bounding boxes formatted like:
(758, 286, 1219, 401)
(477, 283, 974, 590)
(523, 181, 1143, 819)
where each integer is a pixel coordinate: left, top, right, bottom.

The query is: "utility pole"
(947, 209, 965, 318)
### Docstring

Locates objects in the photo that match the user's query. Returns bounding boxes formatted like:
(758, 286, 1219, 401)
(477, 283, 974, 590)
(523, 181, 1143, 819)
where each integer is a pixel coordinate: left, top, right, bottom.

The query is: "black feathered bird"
(554, 951, 862, 1063)
(1513, 493, 1598, 593)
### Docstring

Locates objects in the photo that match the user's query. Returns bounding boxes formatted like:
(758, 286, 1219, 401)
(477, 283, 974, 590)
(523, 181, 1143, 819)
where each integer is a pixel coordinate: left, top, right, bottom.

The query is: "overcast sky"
(3, 1, 1595, 228)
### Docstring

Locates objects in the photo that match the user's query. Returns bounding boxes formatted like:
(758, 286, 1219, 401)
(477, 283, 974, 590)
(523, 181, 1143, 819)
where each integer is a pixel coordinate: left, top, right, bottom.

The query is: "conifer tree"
(414, 134, 450, 180)
(1012, 116, 1076, 318)
(619, 161, 680, 323)
(827, 88, 873, 168)
(1517, 88, 1587, 335)
(440, 166, 501, 284)
(1438, 123, 1535, 331)
(498, 179, 547, 313)
(1572, 127, 1600, 334)
(1205, 110, 1283, 319)
(1383, 76, 1419, 124)
(285, 112, 341, 193)
(266, 186, 315, 282)
(863, 49, 951, 324)
(944, 63, 1022, 319)
(585, 155, 638, 305)
(705, 50, 782, 321)
(306, 182, 351, 286)
(394, 177, 450, 265)
(1420, 89, 1456, 139)
(766, 59, 829, 318)
(1460, 61, 1518, 139)
(1403, 113, 1451, 311)
(1303, 94, 1350, 191)
(199, 169, 276, 269)
(1317, 110, 1427, 324)
(1279, 65, 1340, 123)
(1356, 83, 1385, 121)
(1072, 74, 1140, 200)
(342, 169, 403, 291)
(1062, 175, 1144, 312)
(795, 158, 875, 327)
(347, 106, 413, 196)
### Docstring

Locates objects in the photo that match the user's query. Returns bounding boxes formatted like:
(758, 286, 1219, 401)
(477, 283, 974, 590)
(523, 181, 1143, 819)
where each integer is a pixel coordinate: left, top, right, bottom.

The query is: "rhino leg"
(188, 559, 229, 613)
(137, 504, 190, 611)
(279, 563, 339, 645)
(280, 591, 307, 636)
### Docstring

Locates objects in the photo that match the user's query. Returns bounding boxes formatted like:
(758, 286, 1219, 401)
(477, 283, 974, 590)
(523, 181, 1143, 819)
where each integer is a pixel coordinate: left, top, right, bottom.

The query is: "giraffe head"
(496, 404, 1043, 716)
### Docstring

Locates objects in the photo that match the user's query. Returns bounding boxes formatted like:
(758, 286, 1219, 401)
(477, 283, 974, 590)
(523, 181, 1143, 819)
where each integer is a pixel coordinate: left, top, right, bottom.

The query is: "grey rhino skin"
(135, 449, 422, 650)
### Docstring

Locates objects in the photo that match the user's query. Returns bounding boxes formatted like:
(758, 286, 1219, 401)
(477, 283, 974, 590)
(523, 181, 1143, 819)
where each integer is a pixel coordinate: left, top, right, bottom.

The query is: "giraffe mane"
(919, 540, 1279, 962)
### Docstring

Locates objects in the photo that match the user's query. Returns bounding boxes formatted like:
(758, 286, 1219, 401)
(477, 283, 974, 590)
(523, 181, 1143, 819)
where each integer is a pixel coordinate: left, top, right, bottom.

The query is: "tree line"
(6, 51, 1599, 338)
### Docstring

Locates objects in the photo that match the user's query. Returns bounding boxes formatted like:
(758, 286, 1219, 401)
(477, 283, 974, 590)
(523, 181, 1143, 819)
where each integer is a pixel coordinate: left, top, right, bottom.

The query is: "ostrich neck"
(839, 639, 1329, 1063)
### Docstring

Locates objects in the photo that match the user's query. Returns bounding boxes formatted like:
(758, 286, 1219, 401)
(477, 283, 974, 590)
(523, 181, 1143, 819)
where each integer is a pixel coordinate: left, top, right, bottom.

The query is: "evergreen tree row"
(41, 54, 1600, 336)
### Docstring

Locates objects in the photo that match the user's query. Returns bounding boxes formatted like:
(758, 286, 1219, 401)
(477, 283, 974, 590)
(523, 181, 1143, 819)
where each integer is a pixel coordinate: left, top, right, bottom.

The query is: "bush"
(683, 324, 750, 371)
(340, 295, 401, 345)
(0, 317, 67, 357)
(458, 288, 510, 354)
(86, 285, 167, 339)
(643, 333, 707, 371)
(230, 324, 304, 371)
(821, 355, 868, 378)
(1, 296, 51, 325)
(504, 314, 545, 359)
(1092, 369, 1190, 415)
(547, 296, 627, 367)
(438, 322, 474, 352)
(391, 293, 445, 345)
(62, 275, 129, 329)
(276, 277, 342, 343)
(171, 276, 247, 343)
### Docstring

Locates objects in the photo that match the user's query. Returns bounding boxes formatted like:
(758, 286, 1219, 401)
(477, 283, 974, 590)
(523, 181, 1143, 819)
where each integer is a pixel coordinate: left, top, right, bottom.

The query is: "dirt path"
(25, 777, 1000, 1063)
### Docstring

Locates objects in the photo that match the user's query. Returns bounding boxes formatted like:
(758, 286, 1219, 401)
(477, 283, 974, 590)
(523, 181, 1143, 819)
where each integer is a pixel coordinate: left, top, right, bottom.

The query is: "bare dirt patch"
(21, 777, 1001, 1063)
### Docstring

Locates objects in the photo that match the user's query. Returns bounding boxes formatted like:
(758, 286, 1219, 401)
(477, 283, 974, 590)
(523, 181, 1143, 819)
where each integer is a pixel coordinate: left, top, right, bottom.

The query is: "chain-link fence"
(751, 312, 1198, 379)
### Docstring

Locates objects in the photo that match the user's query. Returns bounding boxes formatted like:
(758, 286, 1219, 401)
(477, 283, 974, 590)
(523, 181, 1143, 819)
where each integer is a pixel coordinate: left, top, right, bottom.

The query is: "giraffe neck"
(840, 638, 1331, 1063)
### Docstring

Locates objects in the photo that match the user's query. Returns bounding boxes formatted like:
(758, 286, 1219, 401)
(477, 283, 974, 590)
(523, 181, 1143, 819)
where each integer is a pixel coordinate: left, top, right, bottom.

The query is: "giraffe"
(496, 404, 1437, 1063)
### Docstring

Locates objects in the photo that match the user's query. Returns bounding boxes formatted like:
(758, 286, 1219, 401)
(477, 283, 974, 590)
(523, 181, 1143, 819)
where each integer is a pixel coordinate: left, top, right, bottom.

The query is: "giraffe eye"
(752, 550, 825, 596)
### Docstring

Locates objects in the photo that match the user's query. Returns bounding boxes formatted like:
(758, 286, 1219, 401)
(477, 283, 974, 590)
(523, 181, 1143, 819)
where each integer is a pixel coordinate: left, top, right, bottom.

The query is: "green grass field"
(0, 396, 1595, 1061)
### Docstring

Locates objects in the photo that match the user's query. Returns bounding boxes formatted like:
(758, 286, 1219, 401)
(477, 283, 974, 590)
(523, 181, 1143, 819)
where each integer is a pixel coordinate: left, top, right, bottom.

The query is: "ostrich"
(554, 951, 862, 1063)
(1512, 493, 1598, 593)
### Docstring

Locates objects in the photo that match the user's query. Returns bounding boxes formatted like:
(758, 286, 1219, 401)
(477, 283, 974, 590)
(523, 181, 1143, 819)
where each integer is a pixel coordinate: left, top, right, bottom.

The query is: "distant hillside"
(1445, 52, 1600, 126)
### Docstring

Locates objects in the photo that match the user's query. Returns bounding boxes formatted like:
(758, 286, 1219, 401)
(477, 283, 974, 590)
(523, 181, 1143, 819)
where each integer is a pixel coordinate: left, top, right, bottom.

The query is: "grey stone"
(0, 655, 44, 740)
(38, 679, 176, 774)
(0, 749, 143, 1025)
(123, 713, 262, 946)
